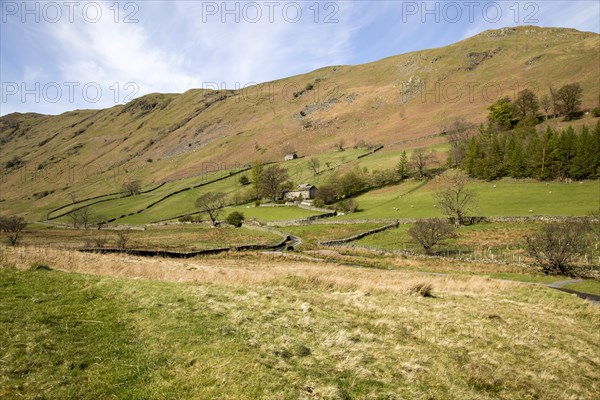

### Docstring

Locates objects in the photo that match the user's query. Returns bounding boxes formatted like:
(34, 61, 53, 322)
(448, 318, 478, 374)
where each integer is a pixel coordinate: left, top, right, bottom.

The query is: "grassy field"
(3, 224, 282, 251)
(284, 223, 386, 248)
(223, 205, 324, 222)
(1, 250, 599, 399)
(352, 222, 534, 252)
(562, 280, 600, 296)
(335, 178, 599, 220)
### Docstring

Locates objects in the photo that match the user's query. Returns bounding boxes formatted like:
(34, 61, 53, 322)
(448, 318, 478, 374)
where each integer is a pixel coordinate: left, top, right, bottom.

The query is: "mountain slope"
(1, 26, 599, 219)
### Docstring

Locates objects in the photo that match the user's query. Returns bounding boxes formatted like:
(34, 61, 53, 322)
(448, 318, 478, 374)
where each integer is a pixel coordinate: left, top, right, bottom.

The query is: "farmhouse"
(284, 153, 298, 161)
(284, 184, 317, 200)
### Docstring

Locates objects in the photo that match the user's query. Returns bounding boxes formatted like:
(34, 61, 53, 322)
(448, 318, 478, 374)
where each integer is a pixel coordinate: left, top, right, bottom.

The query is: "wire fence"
(342, 241, 600, 267)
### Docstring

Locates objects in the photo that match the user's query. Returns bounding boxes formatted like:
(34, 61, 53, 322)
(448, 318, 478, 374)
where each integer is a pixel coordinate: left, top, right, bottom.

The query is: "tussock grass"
(1, 245, 599, 399)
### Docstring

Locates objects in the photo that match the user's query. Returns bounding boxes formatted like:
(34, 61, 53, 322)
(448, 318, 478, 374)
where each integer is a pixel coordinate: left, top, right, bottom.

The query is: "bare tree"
(525, 220, 592, 276)
(549, 86, 559, 119)
(3, 216, 27, 246)
(258, 165, 289, 201)
(93, 234, 109, 248)
(308, 157, 320, 177)
(195, 192, 227, 226)
(93, 215, 108, 230)
(540, 94, 551, 120)
(335, 139, 345, 152)
(408, 218, 456, 255)
(79, 206, 92, 230)
(513, 89, 539, 119)
(67, 209, 81, 229)
(122, 180, 141, 196)
(435, 170, 478, 226)
(446, 118, 476, 167)
(410, 148, 436, 178)
(115, 229, 132, 249)
(67, 206, 92, 229)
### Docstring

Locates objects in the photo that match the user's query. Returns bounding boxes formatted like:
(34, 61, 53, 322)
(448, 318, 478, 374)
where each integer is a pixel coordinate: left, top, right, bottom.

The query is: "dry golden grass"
(1, 243, 598, 399)
(0, 245, 517, 297)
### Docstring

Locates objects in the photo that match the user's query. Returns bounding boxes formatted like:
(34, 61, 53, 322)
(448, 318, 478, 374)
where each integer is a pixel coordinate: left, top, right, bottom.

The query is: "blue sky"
(1, 1, 599, 115)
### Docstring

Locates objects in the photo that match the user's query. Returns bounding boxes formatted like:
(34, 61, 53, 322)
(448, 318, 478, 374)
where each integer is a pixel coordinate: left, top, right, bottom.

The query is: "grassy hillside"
(1, 26, 599, 221)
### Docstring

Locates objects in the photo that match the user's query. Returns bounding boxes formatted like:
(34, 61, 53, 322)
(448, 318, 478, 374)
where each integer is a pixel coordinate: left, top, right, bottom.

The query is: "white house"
(284, 153, 298, 161)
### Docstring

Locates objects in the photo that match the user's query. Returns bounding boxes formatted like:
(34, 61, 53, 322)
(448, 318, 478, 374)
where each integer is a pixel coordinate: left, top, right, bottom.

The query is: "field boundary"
(46, 182, 167, 220)
(318, 221, 400, 246)
(78, 234, 290, 258)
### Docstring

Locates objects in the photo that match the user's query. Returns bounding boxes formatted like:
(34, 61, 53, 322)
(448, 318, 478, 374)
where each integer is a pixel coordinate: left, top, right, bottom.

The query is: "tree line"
(445, 82, 599, 181)
(459, 122, 600, 181)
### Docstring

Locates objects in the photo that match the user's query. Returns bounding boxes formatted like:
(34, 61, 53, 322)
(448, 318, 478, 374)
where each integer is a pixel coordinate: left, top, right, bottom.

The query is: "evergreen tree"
(396, 150, 409, 179)
(505, 134, 527, 178)
(463, 137, 485, 177)
(484, 134, 504, 180)
(570, 126, 595, 179)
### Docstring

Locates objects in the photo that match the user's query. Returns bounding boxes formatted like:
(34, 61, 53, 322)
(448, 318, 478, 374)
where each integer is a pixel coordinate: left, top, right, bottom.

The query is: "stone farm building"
(284, 153, 298, 161)
(284, 184, 317, 200)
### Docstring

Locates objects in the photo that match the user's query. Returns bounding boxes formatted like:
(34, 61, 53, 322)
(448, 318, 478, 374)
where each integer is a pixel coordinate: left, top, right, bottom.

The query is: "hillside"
(1, 26, 599, 220)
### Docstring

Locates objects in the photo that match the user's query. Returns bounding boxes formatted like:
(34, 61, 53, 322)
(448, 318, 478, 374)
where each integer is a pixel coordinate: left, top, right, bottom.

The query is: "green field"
(562, 280, 600, 296)
(1, 264, 598, 399)
(223, 205, 324, 222)
(284, 223, 386, 248)
(335, 178, 599, 220)
(44, 151, 599, 226)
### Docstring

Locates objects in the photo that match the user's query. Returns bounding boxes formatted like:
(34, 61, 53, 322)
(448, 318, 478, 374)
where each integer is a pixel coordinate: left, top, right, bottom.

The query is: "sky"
(1, 1, 599, 115)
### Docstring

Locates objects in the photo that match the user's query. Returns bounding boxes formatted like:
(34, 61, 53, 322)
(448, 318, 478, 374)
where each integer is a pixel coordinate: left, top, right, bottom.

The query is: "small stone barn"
(284, 184, 317, 200)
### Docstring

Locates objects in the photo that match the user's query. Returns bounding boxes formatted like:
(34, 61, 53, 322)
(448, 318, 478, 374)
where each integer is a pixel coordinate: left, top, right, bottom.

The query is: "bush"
(592, 107, 600, 118)
(312, 199, 326, 208)
(335, 199, 359, 213)
(122, 180, 141, 196)
(408, 218, 456, 255)
(226, 211, 245, 227)
(239, 175, 250, 185)
(30, 263, 52, 271)
(1, 215, 27, 246)
(5, 156, 24, 170)
(407, 282, 434, 297)
(115, 230, 132, 249)
(525, 220, 592, 276)
(179, 215, 202, 223)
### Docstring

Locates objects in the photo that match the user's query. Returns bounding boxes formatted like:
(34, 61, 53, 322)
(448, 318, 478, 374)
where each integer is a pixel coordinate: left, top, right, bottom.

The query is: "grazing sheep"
(528, 209, 533, 213)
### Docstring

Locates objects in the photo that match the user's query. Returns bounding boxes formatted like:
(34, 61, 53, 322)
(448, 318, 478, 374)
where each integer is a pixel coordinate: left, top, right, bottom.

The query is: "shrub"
(335, 198, 359, 213)
(115, 230, 132, 249)
(226, 211, 245, 227)
(239, 175, 250, 185)
(525, 220, 592, 276)
(122, 180, 141, 196)
(408, 218, 456, 255)
(4, 155, 24, 170)
(30, 263, 52, 271)
(407, 282, 434, 297)
(2, 215, 27, 246)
